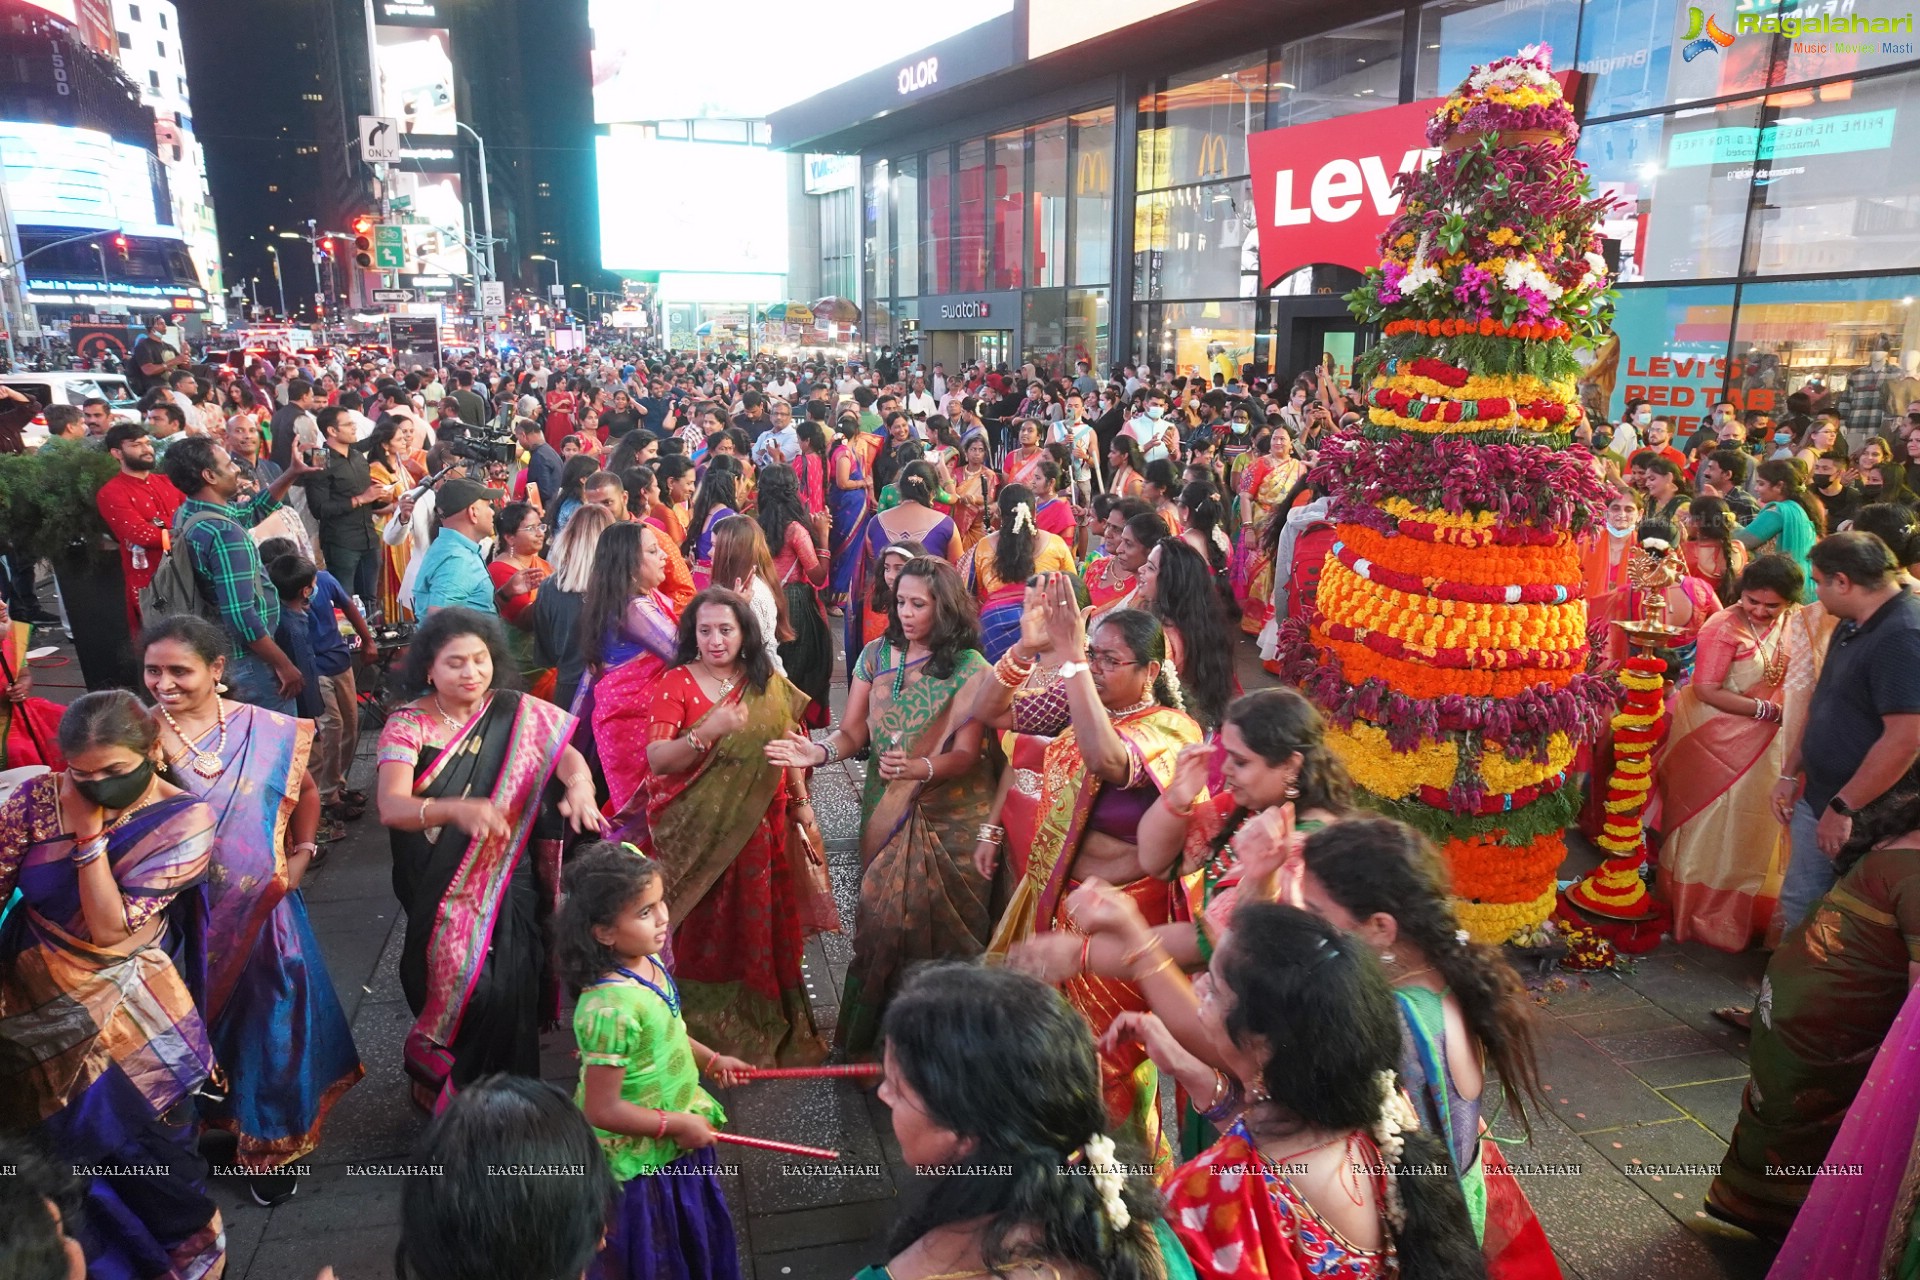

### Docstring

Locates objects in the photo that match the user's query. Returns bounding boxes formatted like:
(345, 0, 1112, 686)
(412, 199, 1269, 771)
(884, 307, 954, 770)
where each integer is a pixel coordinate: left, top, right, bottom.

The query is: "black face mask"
(72, 760, 154, 810)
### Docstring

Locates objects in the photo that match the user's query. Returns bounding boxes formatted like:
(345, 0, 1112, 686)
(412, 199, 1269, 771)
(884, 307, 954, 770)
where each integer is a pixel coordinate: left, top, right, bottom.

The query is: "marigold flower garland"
(1271, 47, 1617, 944)
(1566, 654, 1665, 927)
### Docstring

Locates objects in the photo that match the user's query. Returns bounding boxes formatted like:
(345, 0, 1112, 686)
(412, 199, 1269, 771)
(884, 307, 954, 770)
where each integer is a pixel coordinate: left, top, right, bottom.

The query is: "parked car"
(1, 371, 140, 449)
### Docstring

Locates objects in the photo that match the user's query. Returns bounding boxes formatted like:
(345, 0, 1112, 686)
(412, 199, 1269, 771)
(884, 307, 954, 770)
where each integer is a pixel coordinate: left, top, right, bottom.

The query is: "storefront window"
(1581, 0, 1780, 119)
(893, 155, 920, 302)
(1133, 179, 1258, 300)
(891, 299, 918, 358)
(1070, 107, 1114, 286)
(1136, 52, 1268, 193)
(1747, 71, 1920, 279)
(1067, 286, 1110, 375)
(866, 159, 891, 305)
(1415, 0, 1579, 97)
(1024, 288, 1067, 378)
(1602, 284, 1736, 423)
(1578, 104, 1764, 282)
(926, 147, 953, 294)
(821, 188, 857, 304)
(956, 137, 987, 291)
(1270, 14, 1403, 129)
(1150, 300, 1258, 382)
(1732, 275, 1920, 439)
(1031, 118, 1068, 290)
(861, 162, 881, 314)
(991, 129, 1026, 291)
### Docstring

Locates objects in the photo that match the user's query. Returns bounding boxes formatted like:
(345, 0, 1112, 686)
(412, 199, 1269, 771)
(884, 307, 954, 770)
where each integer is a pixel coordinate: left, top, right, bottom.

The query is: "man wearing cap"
(413, 476, 503, 615)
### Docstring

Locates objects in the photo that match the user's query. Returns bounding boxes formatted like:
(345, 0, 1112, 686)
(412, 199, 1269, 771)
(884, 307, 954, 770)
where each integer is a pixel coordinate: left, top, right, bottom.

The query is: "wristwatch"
(1828, 794, 1859, 818)
(1058, 661, 1090, 679)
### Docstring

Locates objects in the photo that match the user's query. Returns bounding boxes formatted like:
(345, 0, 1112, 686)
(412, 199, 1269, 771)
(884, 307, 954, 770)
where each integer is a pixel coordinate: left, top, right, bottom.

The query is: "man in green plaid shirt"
(160, 435, 319, 713)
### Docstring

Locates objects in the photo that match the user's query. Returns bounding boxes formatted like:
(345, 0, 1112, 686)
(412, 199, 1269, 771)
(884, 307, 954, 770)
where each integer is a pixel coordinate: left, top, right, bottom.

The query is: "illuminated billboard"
(595, 134, 786, 276)
(590, 0, 1014, 124)
(0, 121, 170, 235)
(376, 26, 457, 136)
(1028, 0, 1203, 58)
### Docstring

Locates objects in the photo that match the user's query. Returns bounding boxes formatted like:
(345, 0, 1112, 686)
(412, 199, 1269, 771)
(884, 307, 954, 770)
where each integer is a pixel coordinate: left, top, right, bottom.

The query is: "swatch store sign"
(922, 292, 1018, 330)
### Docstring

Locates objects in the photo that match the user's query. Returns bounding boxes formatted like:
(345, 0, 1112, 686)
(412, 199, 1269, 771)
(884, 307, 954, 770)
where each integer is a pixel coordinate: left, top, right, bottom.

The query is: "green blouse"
(573, 970, 726, 1181)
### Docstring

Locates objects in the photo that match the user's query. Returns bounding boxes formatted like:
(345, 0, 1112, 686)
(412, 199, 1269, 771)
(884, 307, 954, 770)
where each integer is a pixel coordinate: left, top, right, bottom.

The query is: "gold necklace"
(156, 696, 228, 779)
(1741, 612, 1790, 687)
(696, 663, 741, 699)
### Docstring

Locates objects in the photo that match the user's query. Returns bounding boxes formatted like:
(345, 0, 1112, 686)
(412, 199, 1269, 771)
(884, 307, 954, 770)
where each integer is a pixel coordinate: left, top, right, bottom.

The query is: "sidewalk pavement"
(15, 624, 1785, 1280)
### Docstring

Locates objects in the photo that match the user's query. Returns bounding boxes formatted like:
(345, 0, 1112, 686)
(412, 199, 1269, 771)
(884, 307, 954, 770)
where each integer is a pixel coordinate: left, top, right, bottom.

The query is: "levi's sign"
(1247, 72, 1579, 287)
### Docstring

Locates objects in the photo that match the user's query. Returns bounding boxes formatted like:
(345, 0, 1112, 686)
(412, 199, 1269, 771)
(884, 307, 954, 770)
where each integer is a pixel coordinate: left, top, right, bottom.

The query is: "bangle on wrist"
(1134, 954, 1178, 983)
(419, 799, 433, 828)
(654, 1109, 670, 1140)
(1164, 792, 1198, 818)
(1079, 936, 1092, 976)
(290, 840, 319, 857)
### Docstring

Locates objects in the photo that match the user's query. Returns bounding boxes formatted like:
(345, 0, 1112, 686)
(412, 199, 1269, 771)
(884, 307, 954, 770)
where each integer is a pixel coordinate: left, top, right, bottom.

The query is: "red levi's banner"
(1248, 72, 1579, 288)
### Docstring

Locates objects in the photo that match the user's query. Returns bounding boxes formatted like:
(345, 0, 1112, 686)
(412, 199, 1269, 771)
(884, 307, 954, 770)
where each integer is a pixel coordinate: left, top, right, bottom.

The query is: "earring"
(1382, 950, 1397, 965)
(1284, 782, 1300, 799)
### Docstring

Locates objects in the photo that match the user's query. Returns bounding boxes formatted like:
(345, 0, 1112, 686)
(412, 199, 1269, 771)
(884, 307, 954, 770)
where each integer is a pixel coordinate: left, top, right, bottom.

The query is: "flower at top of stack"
(1428, 44, 1580, 148)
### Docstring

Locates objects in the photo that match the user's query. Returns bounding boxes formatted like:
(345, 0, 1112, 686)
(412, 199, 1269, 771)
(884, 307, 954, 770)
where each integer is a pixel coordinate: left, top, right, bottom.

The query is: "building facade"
(775, 0, 1920, 435)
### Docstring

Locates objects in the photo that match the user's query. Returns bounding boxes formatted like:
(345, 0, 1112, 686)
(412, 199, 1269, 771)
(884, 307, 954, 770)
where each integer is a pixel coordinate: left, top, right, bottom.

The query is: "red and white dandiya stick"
(739, 1064, 883, 1081)
(714, 1132, 840, 1160)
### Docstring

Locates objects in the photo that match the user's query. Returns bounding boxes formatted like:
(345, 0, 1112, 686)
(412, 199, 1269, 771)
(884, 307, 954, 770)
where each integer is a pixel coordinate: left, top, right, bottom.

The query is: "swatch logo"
(1681, 7, 1737, 59)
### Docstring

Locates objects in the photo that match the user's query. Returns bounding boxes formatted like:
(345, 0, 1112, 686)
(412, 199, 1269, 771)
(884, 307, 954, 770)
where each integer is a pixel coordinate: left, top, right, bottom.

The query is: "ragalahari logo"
(1681, 7, 1737, 59)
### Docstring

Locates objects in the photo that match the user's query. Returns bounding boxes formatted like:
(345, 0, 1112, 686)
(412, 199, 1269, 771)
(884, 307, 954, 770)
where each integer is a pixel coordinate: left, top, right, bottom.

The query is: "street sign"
(480, 281, 505, 316)
(359, 115, 401, 164)
(372, 289, 414, 303)
(389, 194, 412, 212)
(548, 284, 566, 300)
(373, 225, 404, 270)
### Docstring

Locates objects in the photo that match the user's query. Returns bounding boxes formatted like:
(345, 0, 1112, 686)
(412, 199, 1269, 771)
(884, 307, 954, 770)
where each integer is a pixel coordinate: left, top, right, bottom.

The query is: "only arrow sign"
(359, 115, 400, 164)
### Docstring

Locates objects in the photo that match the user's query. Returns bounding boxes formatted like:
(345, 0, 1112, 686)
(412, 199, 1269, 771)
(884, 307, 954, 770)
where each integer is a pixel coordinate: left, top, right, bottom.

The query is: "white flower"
(1010, 502, 1036, 534)
(1501, 259, 1565, 301)
(1082, 1133, 1131, 1231)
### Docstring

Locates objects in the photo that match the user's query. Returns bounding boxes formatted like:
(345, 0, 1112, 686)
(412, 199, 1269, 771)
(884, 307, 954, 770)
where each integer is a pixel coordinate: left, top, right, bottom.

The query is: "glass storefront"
(830, 0, 1920, 401)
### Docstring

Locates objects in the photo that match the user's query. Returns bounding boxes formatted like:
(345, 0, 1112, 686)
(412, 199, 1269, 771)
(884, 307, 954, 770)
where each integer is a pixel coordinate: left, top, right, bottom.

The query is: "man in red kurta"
(96, 422, 184, 633)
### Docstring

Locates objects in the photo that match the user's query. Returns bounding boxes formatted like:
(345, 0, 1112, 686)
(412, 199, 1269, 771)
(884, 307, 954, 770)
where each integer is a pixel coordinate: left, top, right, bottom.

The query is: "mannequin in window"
(1839, 340, 1898, 447)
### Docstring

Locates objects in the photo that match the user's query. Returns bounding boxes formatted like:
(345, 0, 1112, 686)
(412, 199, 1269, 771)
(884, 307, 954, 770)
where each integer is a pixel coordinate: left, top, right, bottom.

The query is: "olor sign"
(1246, 73, 1579, 288)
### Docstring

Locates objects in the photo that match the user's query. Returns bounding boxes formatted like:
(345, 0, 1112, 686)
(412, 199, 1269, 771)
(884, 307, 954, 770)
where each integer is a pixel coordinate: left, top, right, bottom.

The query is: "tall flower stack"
(1274, 47, 1619, 944)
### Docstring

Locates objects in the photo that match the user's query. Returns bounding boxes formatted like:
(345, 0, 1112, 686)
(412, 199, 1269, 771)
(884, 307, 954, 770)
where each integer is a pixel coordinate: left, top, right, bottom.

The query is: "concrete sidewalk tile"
(754, 1238, 885, 1279)
(253, 1162, 406, 1242)
(747, 1198, 898, 1255)
(1660, 1078, 1749, 1142)
(242, 1222, 398, 1280)
(1555, 1001, 1686, 1039)
(312, 999, 427, 1164)
(729, 1082, 895, 1213)
(1590, 1025, 1726, 1063)
(1537, 1035, 1686, 1132)
(298, 844, 394, 905)
(1626, 1050, 1751, 1090)
(208, 1182, 270, 1277)
(1533, 972, 1658, 1013)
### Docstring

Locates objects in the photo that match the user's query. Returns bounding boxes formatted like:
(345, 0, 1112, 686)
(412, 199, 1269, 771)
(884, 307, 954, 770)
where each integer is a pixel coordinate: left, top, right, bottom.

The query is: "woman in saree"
(1031, 458, 1078, 541)
(578, 522, 681, 837)
(140, 614, 362, 1207)
(845, 463, 960, 659)
(858, 964, 1195, 1280)
(852, 540, 926, 658)
(952, 428, 998, 553)
(1707, 769, 1920, 1242)
(1002, 417, 1048, 489)
(0, 601, 64, 769)
(375, 608, 609, 1112)
(971, 578, 1201, 1160)
(640, 588, 827, 1065)
(1089, 510, 1167, 627)
(0, 691, 224, 1280)
(489, 501, 555, 696)
(753, 464, 833, 723)
(767, 558, 996, 1057)
(961, 483, 1076, 661)
(827, 412, 873, 612)
(683, 463, 740, 589)
(1655, 555, 1807, 952)
(365, 417, 416, 622)
(1235, 425, 1308, 634)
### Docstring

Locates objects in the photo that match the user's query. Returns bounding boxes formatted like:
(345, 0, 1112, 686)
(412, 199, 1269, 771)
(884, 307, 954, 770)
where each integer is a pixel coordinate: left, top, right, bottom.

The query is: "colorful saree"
(641, 666, 826, 1065)
(1086, 558, 1140, 627)
(591, 590, 682, 842)
(1236, 454, 1307, 634)
(378, 690, 575, 1111)
(1709, 847, 1920, 1237)
(1004, 447, 1047, 489)
(1168, 1122, 1394, 1280)
(183, 703, 363, 1169)
(690, 505, 736, 589)
(843, 509, 958, 666)
(960, 530, 1077, 661)
(1766, 982, 1920, 1280)
(827, 442, 871, 597)
(1655, 607, 1802, 952)
(0, 617, 63, 769)
(985, 701, 1199, 1158)
(0, 777, 224, 1280)
(952, 465, 997, 552)
(837, 642, 997, 1056)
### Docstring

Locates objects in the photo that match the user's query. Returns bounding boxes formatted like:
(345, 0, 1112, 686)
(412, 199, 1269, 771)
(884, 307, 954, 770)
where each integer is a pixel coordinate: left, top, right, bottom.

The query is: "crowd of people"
(5, 338, 1920, 1280)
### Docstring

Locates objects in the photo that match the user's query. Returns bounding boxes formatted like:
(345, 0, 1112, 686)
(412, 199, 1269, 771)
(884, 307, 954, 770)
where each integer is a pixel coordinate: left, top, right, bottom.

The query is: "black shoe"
(248, 1172, 299, 1207)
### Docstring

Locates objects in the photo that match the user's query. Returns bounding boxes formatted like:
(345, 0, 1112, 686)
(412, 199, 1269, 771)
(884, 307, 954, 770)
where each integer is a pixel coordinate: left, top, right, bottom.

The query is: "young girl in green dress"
(556, 842, 753, 1280)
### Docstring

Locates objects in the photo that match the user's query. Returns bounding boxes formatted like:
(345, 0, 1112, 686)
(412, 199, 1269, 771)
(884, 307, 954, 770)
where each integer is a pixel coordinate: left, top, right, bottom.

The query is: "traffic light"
(320, 237, 334, 254)
(354, 234, 374, 269)
(112, 233, 129, 259)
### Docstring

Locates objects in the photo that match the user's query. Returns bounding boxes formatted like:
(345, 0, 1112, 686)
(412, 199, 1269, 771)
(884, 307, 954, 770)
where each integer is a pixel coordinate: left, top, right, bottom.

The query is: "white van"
(0, 371, 141, 449)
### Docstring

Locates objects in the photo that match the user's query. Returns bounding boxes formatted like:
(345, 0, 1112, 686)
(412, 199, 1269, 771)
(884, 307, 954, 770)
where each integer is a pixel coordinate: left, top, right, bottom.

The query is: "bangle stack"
(687, 730, 708, 754)
(71, 834, 108, 867)
(653, 1109, 670, 1140)
(994, 648, 1036, 689)
(1164, 792, 1198, 819)
(920, 757, 934, 781)
(418, 799, 434, 828)
(290, 841, 320, 858)
(976, 823, 1006, 846)
(815, 737, 840, 766)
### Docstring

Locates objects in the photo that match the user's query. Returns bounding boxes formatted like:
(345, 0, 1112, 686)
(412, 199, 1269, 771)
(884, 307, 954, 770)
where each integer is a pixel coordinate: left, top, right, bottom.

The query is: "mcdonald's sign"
(1075, 147, 1111, 196)
(1196, 132, 1233, 181)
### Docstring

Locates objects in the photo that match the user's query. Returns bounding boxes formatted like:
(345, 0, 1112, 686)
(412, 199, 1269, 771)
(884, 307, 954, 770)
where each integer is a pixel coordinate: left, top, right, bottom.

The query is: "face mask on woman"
(1773, 431, 1792, 444)
(72, 760, 154, 810)
(1634, 411, 1651, 427)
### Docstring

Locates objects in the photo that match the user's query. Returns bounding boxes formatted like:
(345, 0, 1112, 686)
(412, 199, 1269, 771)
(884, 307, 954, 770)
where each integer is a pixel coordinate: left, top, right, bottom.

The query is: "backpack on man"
(138, 510, 230, 626)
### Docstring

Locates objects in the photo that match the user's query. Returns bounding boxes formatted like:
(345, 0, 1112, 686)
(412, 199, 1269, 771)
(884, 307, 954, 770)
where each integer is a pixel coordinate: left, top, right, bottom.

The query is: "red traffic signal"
(351, 215, 374, 236)
(112, 233, 129, 257)
(320, 238, 334, 253)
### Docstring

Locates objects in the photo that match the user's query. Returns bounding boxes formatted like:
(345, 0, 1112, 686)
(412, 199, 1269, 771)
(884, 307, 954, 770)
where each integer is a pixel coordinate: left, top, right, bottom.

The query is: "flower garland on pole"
(1273, 46, 1620, 945)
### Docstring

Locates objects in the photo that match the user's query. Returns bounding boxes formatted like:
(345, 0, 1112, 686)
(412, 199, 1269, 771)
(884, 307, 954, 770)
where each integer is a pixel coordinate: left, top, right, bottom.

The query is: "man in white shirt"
(1277, 385, 1309, 434)
(1124, 390, 1179, 464)
(1123, 365, 1144, 396)
(906, 375, 937, 420)
(1048, 390, 1100, 503)
(1608, 400, 1650, 459)
(931, 363, 948, 400)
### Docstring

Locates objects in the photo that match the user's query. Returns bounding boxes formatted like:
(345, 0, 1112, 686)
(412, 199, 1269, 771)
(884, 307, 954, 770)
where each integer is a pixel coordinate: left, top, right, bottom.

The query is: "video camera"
(444, 420, 516, 466)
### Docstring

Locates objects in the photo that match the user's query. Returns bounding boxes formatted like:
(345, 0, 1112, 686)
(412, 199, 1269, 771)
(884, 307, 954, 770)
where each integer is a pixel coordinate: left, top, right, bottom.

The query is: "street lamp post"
(454, 121, 496, 319)
(529, 254, 560, 292)
(90, 242, 106, 292)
